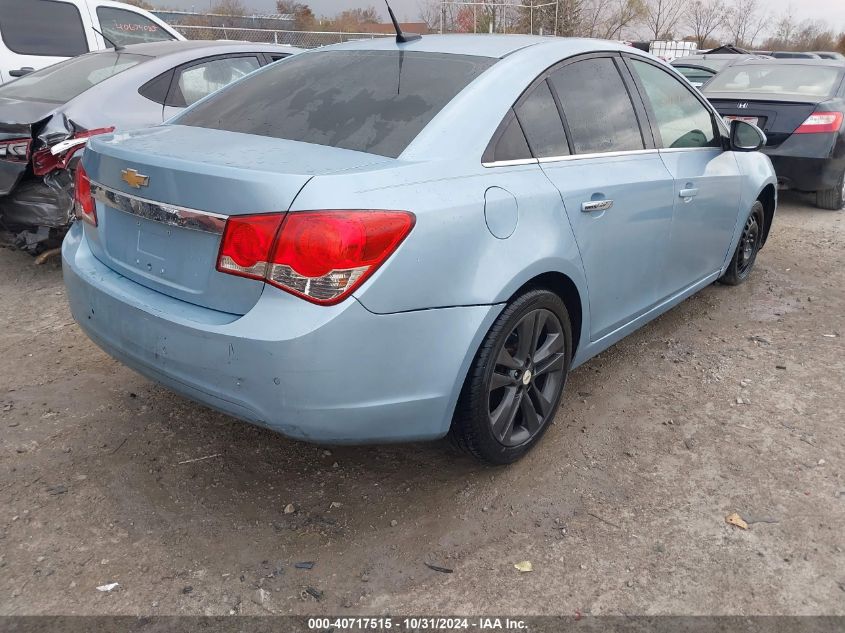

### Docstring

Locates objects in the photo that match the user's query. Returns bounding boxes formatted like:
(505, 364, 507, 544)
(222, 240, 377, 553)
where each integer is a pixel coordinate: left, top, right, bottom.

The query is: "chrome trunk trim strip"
(90, 182, 227, 235)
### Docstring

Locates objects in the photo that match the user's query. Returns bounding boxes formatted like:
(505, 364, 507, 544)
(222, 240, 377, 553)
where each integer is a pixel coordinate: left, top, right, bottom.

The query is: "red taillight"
(217, 210, 414, 305)
(32, 127, 115, 176)
(0, 138, 31, 162)
(217, 214, 284, 280)
(794, 111, 844, 134)
(74, 164, 97, 226)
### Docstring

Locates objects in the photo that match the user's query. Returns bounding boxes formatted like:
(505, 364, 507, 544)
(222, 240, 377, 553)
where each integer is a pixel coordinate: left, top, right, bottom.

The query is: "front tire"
(720, 201, 765, 286)
(449, 288, 572, 465)
(816, 169, 845, 210)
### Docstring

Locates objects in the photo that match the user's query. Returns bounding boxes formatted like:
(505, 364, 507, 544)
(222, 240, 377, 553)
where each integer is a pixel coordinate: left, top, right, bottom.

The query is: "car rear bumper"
(766, 155, 845, 191)
(764, 134, 844, 192)
(62, 223, 500, 444)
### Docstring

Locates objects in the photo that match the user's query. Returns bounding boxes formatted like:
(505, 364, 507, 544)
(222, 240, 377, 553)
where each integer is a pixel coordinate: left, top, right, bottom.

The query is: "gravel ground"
(0, 192, 843, 616)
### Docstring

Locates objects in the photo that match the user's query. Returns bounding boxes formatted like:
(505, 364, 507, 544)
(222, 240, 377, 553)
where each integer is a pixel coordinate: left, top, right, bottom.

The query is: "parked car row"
(672, 52, 845, 210)
(0, 40, 300, 250)
(58, 34, 778, 463)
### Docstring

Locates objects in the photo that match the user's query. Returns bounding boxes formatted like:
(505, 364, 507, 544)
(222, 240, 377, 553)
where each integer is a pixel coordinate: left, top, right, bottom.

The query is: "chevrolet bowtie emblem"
(121, 168, 149, 189)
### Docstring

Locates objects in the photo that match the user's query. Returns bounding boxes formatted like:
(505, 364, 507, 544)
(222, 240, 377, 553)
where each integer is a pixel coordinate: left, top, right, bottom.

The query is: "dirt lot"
(0, 192, 843, 616)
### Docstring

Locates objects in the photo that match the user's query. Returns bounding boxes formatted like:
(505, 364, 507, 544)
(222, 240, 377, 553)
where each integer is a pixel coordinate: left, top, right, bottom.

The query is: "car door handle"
(679, 188, 699, 199)
(581, 199, 614, 213)
(9, 67, 34, 77)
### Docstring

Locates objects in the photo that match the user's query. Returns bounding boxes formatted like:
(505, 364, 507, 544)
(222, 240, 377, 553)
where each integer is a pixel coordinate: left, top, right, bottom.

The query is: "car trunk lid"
(82, 125, 393, 315)
(707, 94, 821, 147)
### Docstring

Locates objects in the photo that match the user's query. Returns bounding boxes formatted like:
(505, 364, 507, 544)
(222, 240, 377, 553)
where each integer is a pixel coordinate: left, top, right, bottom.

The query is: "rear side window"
(0, 52, 146, 103)
(177, 50, 496, 158)
(630, 59, 718, 149)
(170, 56, 261, 107)
(486, 111, 531, 162)
(0, 0, 87, 57)
(514, 81, 569, 158)
(96, 7, 175, 46)
(550, 57, 644, 154)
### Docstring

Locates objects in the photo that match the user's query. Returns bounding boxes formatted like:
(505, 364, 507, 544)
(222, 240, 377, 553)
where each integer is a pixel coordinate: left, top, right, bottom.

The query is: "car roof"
(117, 40, 301, 58)
(672, 54, 764, 62)
(323, 34, 632, 59)
(730, 58, 845, 68)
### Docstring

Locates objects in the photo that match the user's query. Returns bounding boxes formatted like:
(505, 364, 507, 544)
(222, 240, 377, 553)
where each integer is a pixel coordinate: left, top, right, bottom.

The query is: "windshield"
(706, 64, 842, 97)
(0, 51, 147, 103)
(177, 50, 496, 158)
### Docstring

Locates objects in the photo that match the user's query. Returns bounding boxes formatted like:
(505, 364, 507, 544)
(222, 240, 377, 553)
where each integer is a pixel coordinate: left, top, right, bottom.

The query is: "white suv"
(0, 0, 184, 84)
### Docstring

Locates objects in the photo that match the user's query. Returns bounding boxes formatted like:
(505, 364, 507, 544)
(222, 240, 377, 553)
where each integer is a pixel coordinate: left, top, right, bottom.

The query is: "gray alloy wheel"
(816, 169, 845, 210)
(449, 288, 572, 465)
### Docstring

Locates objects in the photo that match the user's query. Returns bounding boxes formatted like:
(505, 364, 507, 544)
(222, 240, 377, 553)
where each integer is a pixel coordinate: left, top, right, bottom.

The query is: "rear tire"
(816, 169, 845, 210)
(449, 288, 572, 465)
(720, 201, 765, 286)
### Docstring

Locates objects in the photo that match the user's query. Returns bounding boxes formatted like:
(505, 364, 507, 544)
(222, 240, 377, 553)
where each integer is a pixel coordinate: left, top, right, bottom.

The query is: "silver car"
(0, 40, 300, 251)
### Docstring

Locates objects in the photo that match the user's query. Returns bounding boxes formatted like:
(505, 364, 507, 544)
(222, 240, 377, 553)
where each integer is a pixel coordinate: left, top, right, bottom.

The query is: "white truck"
(0, 0, 183, 84)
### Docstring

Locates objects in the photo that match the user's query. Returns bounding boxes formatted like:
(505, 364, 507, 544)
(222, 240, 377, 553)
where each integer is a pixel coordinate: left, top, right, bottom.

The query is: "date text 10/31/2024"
(307, 618, 528, 630)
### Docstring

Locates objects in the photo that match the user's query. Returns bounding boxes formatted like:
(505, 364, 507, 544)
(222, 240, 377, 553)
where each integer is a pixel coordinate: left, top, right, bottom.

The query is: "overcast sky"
(164, 0, 845, 37)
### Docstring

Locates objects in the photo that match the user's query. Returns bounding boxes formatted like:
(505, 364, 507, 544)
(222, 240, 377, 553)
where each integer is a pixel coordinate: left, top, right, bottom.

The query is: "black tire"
(720, 201, 765, 286)
(816, 169, 845, 210)
(449, 288, 572, 465)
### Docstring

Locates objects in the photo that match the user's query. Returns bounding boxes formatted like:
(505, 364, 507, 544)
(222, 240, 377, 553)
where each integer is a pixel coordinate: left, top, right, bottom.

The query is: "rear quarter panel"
(291, 155, 589, 327)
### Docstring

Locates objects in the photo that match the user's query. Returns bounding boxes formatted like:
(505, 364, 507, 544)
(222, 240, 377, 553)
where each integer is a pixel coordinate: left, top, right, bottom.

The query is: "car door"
(625, 56, 743, 295)
(161, 55, 263, 120)
(536, 54, 676, 342)
(0, 0, 96, 84)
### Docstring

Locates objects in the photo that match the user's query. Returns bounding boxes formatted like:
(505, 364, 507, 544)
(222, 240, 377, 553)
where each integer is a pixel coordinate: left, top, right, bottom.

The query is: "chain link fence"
(174, 25, 395, 49)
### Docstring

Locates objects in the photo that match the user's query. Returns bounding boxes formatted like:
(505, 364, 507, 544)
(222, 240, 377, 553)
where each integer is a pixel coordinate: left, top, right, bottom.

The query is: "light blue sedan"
(62, 35, 777, 464)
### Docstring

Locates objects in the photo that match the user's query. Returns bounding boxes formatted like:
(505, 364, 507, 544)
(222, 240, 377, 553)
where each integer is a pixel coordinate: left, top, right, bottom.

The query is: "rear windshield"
(706, 64, 842, 97)
(177, 50, 496, 158)
(0, 52, 147, 103)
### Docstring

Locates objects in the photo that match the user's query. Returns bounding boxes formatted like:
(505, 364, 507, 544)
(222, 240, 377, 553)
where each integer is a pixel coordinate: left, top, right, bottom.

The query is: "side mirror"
(730, 119, 766, 152)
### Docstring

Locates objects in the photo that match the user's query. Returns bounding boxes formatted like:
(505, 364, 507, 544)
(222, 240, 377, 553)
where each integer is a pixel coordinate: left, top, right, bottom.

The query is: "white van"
(0, 0, 184, 84)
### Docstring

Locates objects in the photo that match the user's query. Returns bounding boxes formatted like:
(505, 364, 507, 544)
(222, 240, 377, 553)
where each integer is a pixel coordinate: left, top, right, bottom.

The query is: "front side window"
(550, 57, 644, 154)
(96, 7, 175, 46)
(171, 56, 261, 107)
(0, 52, 146, 103)
(631, 59, 718, 149)
(177, 50, 496, 158)
(514, 80, 569, 159)
(0, 0, 87, 57)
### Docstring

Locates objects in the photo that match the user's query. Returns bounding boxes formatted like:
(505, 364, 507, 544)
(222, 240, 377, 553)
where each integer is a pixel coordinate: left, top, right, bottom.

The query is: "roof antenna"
(92, 26, 123, 51)
(385, 0, 421, 44)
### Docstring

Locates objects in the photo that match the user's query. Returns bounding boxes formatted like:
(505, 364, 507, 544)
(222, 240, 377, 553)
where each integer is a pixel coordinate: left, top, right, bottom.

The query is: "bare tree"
(418, 0, 441, 30)
(724, 0, 767, 48)
(210, 0, 246, 16)
(642, 0, 685, 40)
(600, 0, 644, 39)
(685, 0, 724, 49)
(276, 1, 317, 30)
(121, 0, 155, 9)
